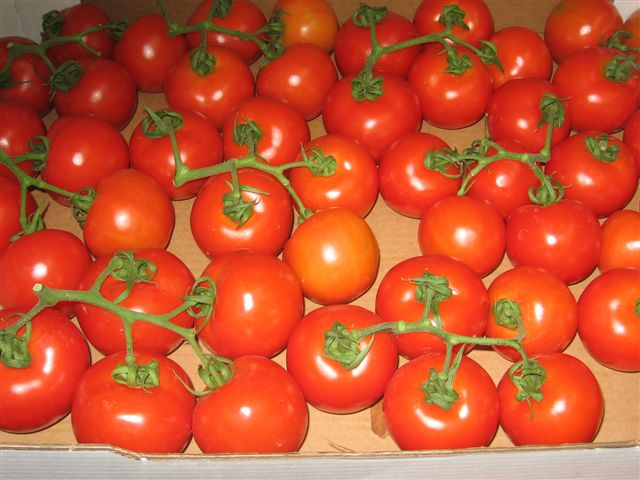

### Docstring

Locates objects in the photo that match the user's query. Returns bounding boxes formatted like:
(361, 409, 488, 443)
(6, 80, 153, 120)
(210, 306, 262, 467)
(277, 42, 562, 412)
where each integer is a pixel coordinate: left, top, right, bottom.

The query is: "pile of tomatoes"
(0, 0, 639, 456)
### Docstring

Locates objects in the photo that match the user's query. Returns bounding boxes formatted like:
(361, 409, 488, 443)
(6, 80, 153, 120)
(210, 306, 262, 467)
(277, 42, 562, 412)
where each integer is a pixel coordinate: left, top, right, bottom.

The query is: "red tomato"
(378, 132, 460, 218)
(190, 168, 293, 258)
(418, 195, 506, 278)
(623, 110, 640, 172)
(113, 13, 188, 92)
(622, 8, 640, 50)
(322, 73, 422, 161)
(195, 250, 303, 359)
(129, 108, 223, 200)
(578, 267, 640, 372)
(0, 176, 37, 250)
(383, 353, 499, 450)
(485, 265, 578, 362)
(71, 351, 196, 454)
(498, 352, 604, 445)
(505, 199, 602, 284)
(82, 169, 175, 258)
(286, 304, 398, 414)
(552, 47, 640, 133)
(53, 57, 138, 130)
(273, 0, 339, 53)
(375, 255, 489, 359)
(544, 0, 623, 63)
(192, 355, 308, 453)
(0, 308, 90, 433)
(408, 43, 493, 129)
(283, 207, 379, 305)
(598, 209, 640, 272)
(0, 99, 45, 178)
(413, 0, 494, 46)
(255, 42, 337, 121)
(545, 131, 638, 217)
(288, 134, 379, 217)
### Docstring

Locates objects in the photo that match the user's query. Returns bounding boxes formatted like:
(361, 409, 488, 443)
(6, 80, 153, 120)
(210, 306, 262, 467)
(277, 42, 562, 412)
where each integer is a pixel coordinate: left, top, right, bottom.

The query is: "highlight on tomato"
(273, 0, 339, 53)
(598, 209, 640, 272)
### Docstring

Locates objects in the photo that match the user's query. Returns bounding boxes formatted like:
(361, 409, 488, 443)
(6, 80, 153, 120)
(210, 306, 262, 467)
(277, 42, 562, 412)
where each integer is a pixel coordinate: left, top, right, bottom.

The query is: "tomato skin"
(383, 353, 499, 450)
(505, 199, 602, 285)
(623, 110, 640, 172)
(498, 352, 604, 445)
(622, 8, 640, 51)
(598, 209, 640, 272)
(0, 176, 37, 250)
(375, 255, 489, 359)
(113, 14, 188, 93)
(286, 304, 398, 414)
(71, 352, 196, 454)
(485, 265, 578, 362)
(578, 268, 640, 372)
(192, 355, 309, 454)
(195, 250, 304, 360)
(273, 0, 339, 53)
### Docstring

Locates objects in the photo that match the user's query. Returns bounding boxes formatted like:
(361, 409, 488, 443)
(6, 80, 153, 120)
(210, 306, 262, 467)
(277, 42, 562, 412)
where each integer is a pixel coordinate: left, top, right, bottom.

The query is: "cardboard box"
(1, 0, 639, 477)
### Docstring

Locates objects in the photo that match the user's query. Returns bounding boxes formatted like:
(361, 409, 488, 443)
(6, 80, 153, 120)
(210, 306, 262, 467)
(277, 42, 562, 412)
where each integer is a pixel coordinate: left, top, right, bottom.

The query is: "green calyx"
(190, 46, 217, 77)
(584, 135, 619, 163)
(537, 93, 566, 129)
(352, 4, 387, 28)
(351, 71, 384, 101)
(41, 10, 63, 39)
(49, 60, 83, 93)
(302, 147, 337, 177)
(604, 54, 640, 83)
(142, 109, 185, 139)
(422, 367, 459, 410)
(493, 298, 522, 330)
(0, 319, 32, 369)
(510, 358, 546, 404)
(324, 321, 374, 370)
(423, 147, 464, 178)
(438, 5, 469, 30)
(112, 359, 161, 389)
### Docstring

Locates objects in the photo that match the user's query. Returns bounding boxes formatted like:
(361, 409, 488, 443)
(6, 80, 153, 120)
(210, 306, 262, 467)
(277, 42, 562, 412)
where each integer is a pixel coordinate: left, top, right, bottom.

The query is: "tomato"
(113, 13, 188, 93)
(598, 209, 640, 272)
(273, 0, 339, 53)
(222, 96, 310, 167)
(322, 73, 422, 161)
(375, 255, 489, 359)
(283, 207, 379, 305)
(486, 77, 571, 153)
(186, 0, 267, 64)
(0, 37, 52, 116)
(287, 134, 379, 217)
(383, 353, 499, 450)
(578, 267, 640, 372)
(498, 352, 604, 445)
(255, 42, 337, 121)
(0, 229, 91, 313)
(129, 108, 223, 200)
(545, 131, 638, 217)
(45, 4, 115, 67)
(42, 115, 129, 205)
(286, 304, 398, 414)
(191, 168, 293, 258)
(622, 8, 640, 50)
(552, 47, 640, 133)
(0, 99, 45, 178)
(485, 265, 578, 362)
(544, 0, 623, 63)
(418, 195, 506, 278)
(334, 8, 421, 78)
(408, 43, 493, 129)
(413, 0, 494, 47)
(0, 308, 90, 433)
(53, 57, 138, 131)
(0, 176, 37, 250)
(623, 109, 640, 172)
(486, 26, 553, 90)
(195, 250, 303, 359)
(192, 355, 308, 454)
(164, 45, 254, 130)
(82, 169, 175, 258)
(71, 351, 196, 454)
(505, 199, 602, 284)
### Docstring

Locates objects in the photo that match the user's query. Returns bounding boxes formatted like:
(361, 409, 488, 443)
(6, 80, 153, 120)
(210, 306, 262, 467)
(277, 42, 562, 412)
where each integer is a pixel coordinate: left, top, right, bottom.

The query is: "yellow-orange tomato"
(273, 0, 339, 53)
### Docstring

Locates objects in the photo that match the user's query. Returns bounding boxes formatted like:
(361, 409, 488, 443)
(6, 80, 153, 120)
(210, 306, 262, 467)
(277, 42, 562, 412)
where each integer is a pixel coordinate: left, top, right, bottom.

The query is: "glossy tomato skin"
(283, 207, 380, 305)
(286, 304, 398, 414)
(622, 8, 640, 51)
(192, 355, 309, 454)
(505, 199, 602, 284)
(383, 353, 499, 450)
(129, 108, 223, 200)
(195, 250, 304, 359)
(485, 265, 578, 362)
(598, 209, 640, 272)
(0, 100, 45, 178)
(578, 267, 640, 372)
(375, 255, 489, 359)
(0, 176, 37, 250)
(71, 352, 196, 454)
(413, 0, 494, 46)
(82, 169, 175, 258)
(113, 13, 188, 92)
(0, 308, 90, 433)
(190, 168, 294, 258)
(623, 110, 640, 172)
(273, 0, 339, 53)
(498, 352, 604, 445)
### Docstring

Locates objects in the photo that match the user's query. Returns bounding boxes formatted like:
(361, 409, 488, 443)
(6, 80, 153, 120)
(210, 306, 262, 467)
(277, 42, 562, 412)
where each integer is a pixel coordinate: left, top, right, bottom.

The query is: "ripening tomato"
(413, 0, 494, 46)
(71, 351, 196, 454)
(286, 304, 398, 414)
(598, 209, 640, 272)
(0, 308, 90, 433)
(623, 110, 640, 172)
(273, 0, 339, 53)
(498, 352, 604, 445)
(578, 267, 640, 372)
(383, 353, 499, 450)
(192, 355, 309, 454)
(0, 99, 45, 178)
(0, 176, 37, 250)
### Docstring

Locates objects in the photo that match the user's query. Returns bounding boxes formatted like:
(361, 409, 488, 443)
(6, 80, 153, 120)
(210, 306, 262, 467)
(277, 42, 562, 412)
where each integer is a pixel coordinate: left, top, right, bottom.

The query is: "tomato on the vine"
(623, 110, 640, 172)
(598, 209, 640, 272)
(0, 176, 37, 250)
(413, 0, 494, 46)
(0, 99, 45, 178)
(273, 0, 339, 53)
